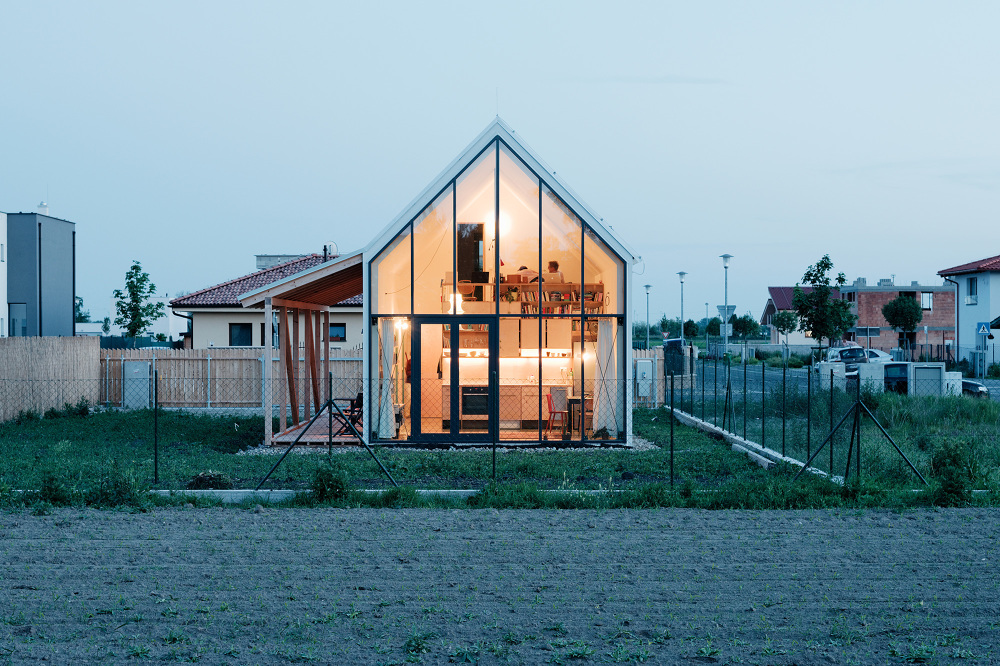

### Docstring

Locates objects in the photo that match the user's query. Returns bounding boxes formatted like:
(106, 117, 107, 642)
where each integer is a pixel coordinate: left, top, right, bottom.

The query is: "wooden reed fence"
(0, 337, 101, 422)
(100, 347, 363, 409)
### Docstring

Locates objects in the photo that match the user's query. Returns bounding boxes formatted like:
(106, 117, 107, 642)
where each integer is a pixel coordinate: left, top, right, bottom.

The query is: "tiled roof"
(766, 286, 841, 311)
(939, 254, 1000, 276)
(171, 255, 362, 308)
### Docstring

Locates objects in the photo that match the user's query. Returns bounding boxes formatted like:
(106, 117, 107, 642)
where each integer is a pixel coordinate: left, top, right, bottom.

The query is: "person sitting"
(516, 265, 539, 283)
(544, 260, 565, 282)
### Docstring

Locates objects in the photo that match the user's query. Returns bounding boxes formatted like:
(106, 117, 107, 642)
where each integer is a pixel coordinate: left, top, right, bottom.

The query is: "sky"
(2, 1, 999, 326)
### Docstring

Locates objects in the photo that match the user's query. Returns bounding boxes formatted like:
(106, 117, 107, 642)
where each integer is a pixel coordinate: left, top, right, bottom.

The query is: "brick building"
(840, 278, 955, 356)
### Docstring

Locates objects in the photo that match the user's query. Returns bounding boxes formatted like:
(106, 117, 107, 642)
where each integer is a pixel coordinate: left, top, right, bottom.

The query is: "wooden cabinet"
(499, 386, 521, 421)
(499, 319, 520, 357)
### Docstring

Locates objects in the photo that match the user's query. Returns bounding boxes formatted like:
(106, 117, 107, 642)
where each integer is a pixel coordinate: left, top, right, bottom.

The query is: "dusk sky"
(2, 1, 998, 326)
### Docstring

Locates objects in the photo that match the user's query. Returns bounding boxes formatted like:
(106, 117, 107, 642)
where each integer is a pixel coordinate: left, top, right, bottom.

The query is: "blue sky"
(2, 1, 998, 325)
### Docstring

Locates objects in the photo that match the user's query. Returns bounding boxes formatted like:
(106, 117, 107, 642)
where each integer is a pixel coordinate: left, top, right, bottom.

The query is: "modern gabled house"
(170, 254, 363, 350)
(240, 118, 638, 447)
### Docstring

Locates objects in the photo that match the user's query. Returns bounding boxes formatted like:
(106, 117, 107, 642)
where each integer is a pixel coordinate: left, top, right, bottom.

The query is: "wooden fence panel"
(0, 337, 101, 422)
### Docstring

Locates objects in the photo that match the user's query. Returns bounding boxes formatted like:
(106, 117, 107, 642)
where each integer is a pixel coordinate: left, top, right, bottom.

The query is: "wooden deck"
(270, 415, 363, 446)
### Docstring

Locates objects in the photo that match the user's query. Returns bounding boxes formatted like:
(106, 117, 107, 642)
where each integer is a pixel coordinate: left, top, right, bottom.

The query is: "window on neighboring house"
(921, 292, 933, 310)
(329, 323, 347, 342)
(846, 292, 856, 302)
(229, 323, 252, 347)
(1, 243, 5, 261)
(967, 277, 978, 305)
(9, 304, 27, 337)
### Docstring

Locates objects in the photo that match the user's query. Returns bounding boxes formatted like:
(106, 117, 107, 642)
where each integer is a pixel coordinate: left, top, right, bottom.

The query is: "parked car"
(962, 379, 990, 398)
(837, 347, 869, 376)
(866, 349, 892, 363)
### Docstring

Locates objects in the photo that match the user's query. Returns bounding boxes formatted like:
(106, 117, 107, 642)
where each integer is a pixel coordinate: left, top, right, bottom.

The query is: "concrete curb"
(669, 408, 835, 481)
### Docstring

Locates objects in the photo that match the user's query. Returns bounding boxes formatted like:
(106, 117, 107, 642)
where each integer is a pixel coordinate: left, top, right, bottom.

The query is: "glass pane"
(372, 227, 412, 315)
(455, 321, 490, 436)
(9, 303, 27, 337)
(498, 145, 539, 296)
(542, 186, 582, 288)
(418, 322, 447, 435)
(455, 146, 496, 315)
(373, 317, 409, 440)
(583, 317, 624, 440)
(498, 316, 530, 440)
(584, 227, 624, 315)
(541, 316, 574, 442)
(413, 187, 454, 315)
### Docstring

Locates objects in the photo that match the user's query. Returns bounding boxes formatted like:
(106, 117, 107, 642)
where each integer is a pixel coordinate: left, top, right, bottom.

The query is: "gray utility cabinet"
(122, 361, 151, 409)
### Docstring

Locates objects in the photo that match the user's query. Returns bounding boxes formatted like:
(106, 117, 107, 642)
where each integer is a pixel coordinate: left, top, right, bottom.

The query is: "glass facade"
(370, 138, 626, 443)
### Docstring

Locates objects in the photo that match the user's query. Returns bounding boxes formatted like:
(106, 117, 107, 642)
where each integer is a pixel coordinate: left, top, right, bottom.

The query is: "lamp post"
(644, 284, 652, 349)
(677, 272, 687, 345)
(720, 254, 733, 356)
(705, 302, 709, 351)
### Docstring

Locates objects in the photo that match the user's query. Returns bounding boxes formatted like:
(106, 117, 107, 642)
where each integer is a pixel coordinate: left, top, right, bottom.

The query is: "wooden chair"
(333, 392, 363, 437)
(546, 388, 569, 435)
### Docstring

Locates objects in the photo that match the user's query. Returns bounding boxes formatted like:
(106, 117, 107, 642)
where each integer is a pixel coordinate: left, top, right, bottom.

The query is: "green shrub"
(929, 440, 973, 506)
(186, 471, 235, 490)
(15, 410, 40, 425)
(786, 356, 804, 369)
(310, 459, 350, 503)
(36, 470, 76, 506)
(988, 363, 1000, 378)
(87, 462, 149, 508)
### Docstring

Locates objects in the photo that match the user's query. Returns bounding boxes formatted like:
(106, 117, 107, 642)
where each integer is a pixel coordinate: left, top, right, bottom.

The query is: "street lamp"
(720, 254, 733, 356)
(677, 272, 687, 345)
(705, 302, 709, 351)
(644, 284, 652, 348)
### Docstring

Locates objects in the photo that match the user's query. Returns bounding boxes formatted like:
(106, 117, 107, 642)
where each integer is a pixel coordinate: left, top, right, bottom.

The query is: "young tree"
(882, 294, 922, 350)
(113, 260, 165, 339)
(74, 296, 91, 323)
(792, 255, 857, 350)
(683, 319, 699, 338)
(706, 317, 722, 336)
(771, 310, 798, 347)
(731, 313, 760, 339)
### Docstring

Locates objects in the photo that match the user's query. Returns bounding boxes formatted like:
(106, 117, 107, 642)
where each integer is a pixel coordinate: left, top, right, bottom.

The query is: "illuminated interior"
(370, 139, 626, 443)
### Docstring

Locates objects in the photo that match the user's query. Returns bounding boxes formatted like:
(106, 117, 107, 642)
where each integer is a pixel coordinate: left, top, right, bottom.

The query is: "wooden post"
(303, 308, 314, 420)
(292, 308, 301, 423)
(323, 309, 330, 404)
(264, 297, 273, 446)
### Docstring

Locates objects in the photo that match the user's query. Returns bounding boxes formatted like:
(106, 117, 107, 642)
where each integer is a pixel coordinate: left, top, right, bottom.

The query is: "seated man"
(544, 260, 565, 282)
(516, 265, 539, 283)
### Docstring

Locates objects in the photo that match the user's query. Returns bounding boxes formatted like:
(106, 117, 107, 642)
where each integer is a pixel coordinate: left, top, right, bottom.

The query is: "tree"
(683, 319, 699, 338)
(882, 294, 922, 349)
(74, 296, 91, 323)
(771, 310, 798, 346)
(706, 317, 721, 336)
(792, 255, 857, 349)
(731, 313, 760, 339)
(113, 260, 164, 339)
(101, 317, 111, 335)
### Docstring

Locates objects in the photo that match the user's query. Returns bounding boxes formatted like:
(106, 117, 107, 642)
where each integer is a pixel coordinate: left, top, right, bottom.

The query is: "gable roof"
(765, 286, 841, 312)
(365, 117, 638, 265)
(239, 250, 364, 309)
(939, 254, 1000, 277)
(172, 255, 362, 308)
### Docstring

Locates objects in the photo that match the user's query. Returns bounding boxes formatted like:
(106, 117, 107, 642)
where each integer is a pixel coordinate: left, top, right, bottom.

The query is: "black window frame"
(228, 322, 253, 347)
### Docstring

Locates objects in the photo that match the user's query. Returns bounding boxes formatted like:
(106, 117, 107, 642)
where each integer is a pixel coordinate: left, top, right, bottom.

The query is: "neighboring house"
(839, 278, 955, 354)
(939, 255, 1000, 374)
(170, 254, 363, 349)
(0, 212, 6, 337)
(240, 117, 638, 446)
(759, 286, 841, 345)
(4, 208, 76, 337)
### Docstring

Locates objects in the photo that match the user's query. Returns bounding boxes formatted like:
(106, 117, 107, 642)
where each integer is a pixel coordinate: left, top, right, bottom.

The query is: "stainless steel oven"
(461, 386, 489, 417)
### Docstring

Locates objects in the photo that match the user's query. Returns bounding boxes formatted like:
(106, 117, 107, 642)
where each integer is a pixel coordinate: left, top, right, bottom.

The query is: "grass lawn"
(0, 401, 994, 510)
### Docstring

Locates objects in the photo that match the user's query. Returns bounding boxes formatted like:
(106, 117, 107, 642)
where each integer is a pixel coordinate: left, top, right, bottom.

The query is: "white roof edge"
(365, 117, 638, 264)
(238, 249, 363, 307)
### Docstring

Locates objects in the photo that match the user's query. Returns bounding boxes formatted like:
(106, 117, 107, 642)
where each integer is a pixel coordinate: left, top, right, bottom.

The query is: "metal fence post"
(829, 368, 835, 473)
(806, 366, 811, 460)
(743, 359, 747, 440)
(782, 363, 786, 457)
(714, 356, 718, 424)
(206, 355, 212, 408)
(856, 375, 862, 479)
(701, 355, 706, 420)
(761, 361, 766, 449)
(153, 369, 159, 485)
(670, 371, 675, 487)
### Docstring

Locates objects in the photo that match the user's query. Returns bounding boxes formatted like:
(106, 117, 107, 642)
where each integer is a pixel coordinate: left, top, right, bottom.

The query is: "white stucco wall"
(0, 212, 7, 337)
(187, 308, 363, 350)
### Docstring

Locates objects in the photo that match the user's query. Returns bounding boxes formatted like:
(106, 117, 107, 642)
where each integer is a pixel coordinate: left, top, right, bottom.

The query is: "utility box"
(634, 358, 656, 407)
(122, 361, 151, 409)
(856, 362, 947, 397)
(816, 362, 846, 390)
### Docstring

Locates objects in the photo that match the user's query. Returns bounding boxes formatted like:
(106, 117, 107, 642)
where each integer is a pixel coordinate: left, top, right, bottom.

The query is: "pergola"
(240, 251, 363, 445)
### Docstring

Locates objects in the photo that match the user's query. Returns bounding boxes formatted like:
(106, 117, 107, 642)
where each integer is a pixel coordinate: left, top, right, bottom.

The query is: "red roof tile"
(939, 254, 1000, 276)
(170, 256, 362, 308)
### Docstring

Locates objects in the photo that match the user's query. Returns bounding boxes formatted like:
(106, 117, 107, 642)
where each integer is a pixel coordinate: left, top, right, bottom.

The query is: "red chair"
(546, 389, 569, 435)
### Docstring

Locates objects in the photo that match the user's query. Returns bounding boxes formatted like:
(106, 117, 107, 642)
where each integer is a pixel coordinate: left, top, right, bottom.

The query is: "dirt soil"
(1, 507, 998, 665)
